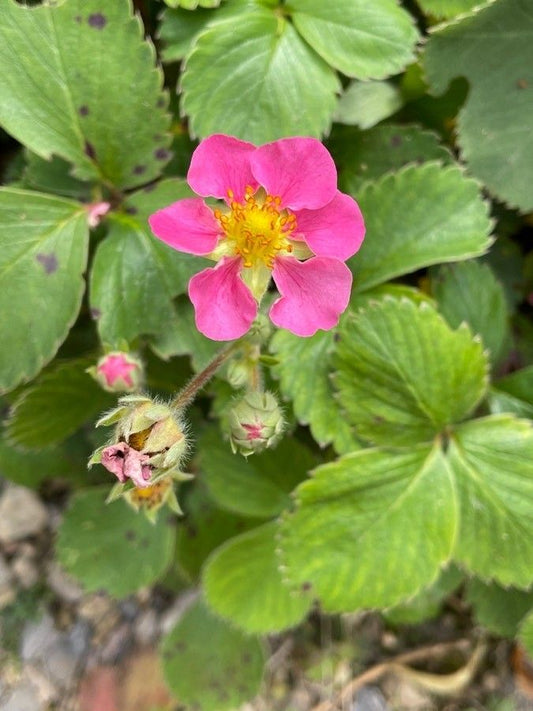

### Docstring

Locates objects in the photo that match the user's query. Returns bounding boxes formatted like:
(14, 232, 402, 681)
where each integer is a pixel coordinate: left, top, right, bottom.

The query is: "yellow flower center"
(214, 186, 295, 269)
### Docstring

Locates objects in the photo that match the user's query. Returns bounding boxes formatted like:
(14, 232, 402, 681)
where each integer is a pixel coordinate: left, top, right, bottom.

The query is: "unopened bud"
(88, 351, 143, 393)
(229, 391, 284, 457)
(90, 396, 189, 493)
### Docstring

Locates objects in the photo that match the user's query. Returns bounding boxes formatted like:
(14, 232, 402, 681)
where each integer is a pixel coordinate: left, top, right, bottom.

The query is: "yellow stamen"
(215, 186, 297, 269)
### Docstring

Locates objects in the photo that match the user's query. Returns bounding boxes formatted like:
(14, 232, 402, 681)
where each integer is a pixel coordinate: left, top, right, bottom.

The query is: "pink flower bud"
(229, 391, 284, 456)
(89, 352, 143, 393)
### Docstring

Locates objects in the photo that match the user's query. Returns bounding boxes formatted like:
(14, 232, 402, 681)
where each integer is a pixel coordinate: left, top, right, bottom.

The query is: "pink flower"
(149, 135, 365, 340)
(100, 442, 153, 488)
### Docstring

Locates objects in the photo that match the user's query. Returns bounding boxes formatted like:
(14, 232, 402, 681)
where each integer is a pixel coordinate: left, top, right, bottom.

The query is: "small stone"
(46, 562, 84, 604)
(21, 613, 90, 691)
(0, 554, 15, 609)
(0, 680, 45, 711)
(0, 485, 48, 543)
(134, 609, 159, 646)
(78, 593, 120, 645)
(11, 551, 39, 589)
(98, 623, 133, 665)
(353, 686, 391, 711)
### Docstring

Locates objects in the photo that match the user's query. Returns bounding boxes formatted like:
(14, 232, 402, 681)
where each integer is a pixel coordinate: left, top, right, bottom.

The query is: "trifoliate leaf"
(203, 522, 312, 634)
(0, 189, 88, 393)
(466, 578, 533, 638)
(350, 162, 493, 292)
(181, 9, 340, 142)
(328, 124, 453, 195)
(279, 443, 457, 611)
(197, 427, 315, 518)
(270, 329, 355, 452)
(56, 488, 175, 597)
(90, 179, 204, 346)
(0, 0, 171, 189)
(334, 298, 489, 446)
(490, 366, 533, 419)
(6, 359, 114, 449)
(432, 261, 510, 366)
(449, 415, 533, 588)
(290, 0, 419, 80)
(160, 599, 265, 711)
(424, 0, 533, 211)
(333, 80, 403, 128)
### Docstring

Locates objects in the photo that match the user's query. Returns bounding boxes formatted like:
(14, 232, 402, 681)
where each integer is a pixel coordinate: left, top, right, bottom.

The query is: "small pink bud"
(229, 391, 285, 456)
(89, 352, 143, 393)
(86, 201, 110, 228)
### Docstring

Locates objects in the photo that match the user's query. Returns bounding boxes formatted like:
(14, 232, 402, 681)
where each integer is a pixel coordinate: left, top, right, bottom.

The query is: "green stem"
(171, 343, 239, 410)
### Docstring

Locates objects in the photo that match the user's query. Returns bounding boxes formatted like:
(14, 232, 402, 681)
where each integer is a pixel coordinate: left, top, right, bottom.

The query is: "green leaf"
(519, 609, 533, 660)
(416, 0, 485, 20)
(198, 427, 315, 517)
(279, 443, 457, 611)
(164, 0, 221, 7)
(449, 415, 533, 588)
(159, 7, 218, 62)
(203, 522, 312, 634)
(334, 298, 488, 446)
(56, 488, 175, 598)
(0, 0, 171, 190)
(350, 162, 493, 292)
(490, 367, 533, 419)
(466, 578, 533, 638)
(6, 359, 114, 449)
(270, 329, 355, 451)
(328, 124, 454, 195)
(90, 179, 204, 345)
(22, 152, 91, 201)
(175, 485, 257, 580)
(181, 10, 340, 142)
(149, 297, 223, 371)
(385, 565, 463, 626)
(0, 434, 89, 488)
(432, 261, 510, 366)
(290, 0, 419, 80)
(424, 0, 533, 211)
(0, 188, 88, 393)
(334, 80, 403, 128)
(160, 599, 265, 711)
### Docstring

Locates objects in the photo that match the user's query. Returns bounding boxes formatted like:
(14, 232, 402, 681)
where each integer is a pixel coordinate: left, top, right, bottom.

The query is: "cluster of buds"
(87, 351, 144, 393)
(228, 391, 285, 457)
(89, 395, 190, 520)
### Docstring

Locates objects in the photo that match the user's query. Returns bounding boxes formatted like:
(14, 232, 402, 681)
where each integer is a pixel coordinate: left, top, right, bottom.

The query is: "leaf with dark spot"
(88, 12, 107, 29)
(36, 252, 58, 274)
(84, 140, 96, 160)
(79, 105, 89, 116)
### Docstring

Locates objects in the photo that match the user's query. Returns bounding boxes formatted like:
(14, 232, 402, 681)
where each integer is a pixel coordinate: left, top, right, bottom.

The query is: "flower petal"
(250, 137, 337, 211)
(270, 256, 352, 337)
(189, 257, 257, 341)
(101, 442, 129, 482)
(148, 198, 221, 255)
(294, 191, 366, 261)
(124, 449, 153, 489)
(187, 134, 258, 203)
